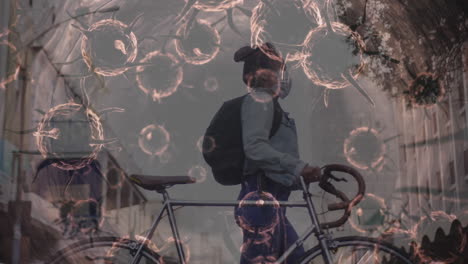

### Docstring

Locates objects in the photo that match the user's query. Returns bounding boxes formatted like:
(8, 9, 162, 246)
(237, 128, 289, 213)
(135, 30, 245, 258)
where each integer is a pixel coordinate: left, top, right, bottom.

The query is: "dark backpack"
(202, 93, 283, 185)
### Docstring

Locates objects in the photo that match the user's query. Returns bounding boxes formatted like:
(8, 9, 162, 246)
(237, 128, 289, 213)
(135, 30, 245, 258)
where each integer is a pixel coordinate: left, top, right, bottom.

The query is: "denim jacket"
(241, 90, 308, 189)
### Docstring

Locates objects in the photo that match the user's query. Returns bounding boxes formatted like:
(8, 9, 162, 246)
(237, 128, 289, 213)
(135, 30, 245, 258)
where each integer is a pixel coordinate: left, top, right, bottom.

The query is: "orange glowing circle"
(136, 51, 183, 101)
(81, 19, 138, 76)
(236, 191, 280, 234)
(197, 135, 216, 154)
(174, 19, 221, 65)
(301, 22, 365, 89)
(138, 124, 171, 156)
(106, 167, 126, 190)
(410, 211, 461, 263)
(349, 193, 388, 234)
(187, 165, 207, 183)
(203, 76, 219, 92)
(343, 127, 386, 171)
(34, 103, 104, 170)
(251, 0, 322, 61)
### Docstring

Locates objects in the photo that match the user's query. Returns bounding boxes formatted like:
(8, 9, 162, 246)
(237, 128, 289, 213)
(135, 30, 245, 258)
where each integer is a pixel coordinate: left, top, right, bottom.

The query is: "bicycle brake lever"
(329, 173, 348, 182)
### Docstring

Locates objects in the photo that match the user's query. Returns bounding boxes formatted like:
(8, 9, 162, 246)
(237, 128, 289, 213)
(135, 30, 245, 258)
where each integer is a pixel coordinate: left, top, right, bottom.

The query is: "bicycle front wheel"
(47, 236, 167, 264)
(298, 236, 414, 264)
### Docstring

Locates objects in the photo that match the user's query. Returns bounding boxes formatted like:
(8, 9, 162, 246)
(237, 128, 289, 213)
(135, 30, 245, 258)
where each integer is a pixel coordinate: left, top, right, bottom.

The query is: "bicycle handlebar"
(317, 164, 365, 229)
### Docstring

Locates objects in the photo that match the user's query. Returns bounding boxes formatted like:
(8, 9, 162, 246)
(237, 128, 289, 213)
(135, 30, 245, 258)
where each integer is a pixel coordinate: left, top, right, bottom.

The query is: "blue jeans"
(234, 173, 305, 264)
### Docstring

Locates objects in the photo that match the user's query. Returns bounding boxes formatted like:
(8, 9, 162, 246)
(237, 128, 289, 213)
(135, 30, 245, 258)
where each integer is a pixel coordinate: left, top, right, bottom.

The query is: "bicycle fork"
(299, 177, 335, 264)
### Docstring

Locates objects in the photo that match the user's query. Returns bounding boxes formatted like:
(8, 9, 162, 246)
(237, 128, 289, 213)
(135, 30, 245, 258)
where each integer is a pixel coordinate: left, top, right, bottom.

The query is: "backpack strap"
(269, 97, 283, 138)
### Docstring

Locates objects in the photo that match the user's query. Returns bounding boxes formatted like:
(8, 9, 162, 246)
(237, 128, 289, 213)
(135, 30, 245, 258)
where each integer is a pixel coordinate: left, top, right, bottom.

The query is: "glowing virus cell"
(191, 0, 243, 12)
(175, 19, 221, 65)
(349, 193, 388, 235)
(187, 165, 207, 183)
(80, 19, 138, 76)
(301, 22, 374, 106)
(411, 211, 462, 263)
(34, 102, 106, 170)
(343, 126, 386, 171)
(198, 135, 216, 153)
(177, 0, 247, 37)
(69, 199, 102, 235)
(236, 191, 280, 234)
(138, 124, 171, 156)
(251, 0, 322, 61)
(203, 76, 219, 92)
(136, 51, 183, 101)
(106, 167, 126, 189)
(403, 72, 443, 108)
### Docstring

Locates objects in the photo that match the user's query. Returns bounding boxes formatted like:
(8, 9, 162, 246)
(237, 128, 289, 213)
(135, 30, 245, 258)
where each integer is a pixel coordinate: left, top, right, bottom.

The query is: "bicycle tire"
(298, 236, 414, 264)
(46, 236, 166, 264)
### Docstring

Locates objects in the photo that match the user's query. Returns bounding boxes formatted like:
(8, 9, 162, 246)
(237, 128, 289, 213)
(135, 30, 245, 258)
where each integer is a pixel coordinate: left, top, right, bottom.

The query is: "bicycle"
(46, 164, 414, 264)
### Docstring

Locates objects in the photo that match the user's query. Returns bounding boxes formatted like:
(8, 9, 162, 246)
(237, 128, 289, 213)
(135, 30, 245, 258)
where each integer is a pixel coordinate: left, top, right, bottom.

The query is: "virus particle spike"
(97, 107, 125, 116)
(343, 70, 375, 106)
(33, 128, 60, 139)
(324, 88, 330, 107)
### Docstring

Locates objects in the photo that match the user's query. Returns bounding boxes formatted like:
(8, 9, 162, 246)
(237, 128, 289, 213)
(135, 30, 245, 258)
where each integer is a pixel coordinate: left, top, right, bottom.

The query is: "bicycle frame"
(130, 177, 335, 264)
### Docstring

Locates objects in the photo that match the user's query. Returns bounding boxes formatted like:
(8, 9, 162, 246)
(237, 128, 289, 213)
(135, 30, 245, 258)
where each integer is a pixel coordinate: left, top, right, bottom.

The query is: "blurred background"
(0, 0, 467, 263)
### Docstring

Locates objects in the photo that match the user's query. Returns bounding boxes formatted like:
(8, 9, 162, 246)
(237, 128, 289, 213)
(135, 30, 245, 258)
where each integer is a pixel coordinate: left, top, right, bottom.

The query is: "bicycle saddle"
(129, 174, 196, 190)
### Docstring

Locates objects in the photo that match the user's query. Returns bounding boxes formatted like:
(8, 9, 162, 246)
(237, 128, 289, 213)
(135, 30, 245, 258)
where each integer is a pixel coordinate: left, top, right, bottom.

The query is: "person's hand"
(300, 165, 322, 184)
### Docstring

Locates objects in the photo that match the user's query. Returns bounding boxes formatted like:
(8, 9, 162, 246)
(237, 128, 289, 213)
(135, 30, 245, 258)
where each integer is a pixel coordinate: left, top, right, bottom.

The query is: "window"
(422, 125, 427, 146)
(436, 171, 442, 194)
(401, 144, 407, 162)
(425, 180, 431, 207)
(458, 81, 465, 104)
(449, 161, 456, 186)
(120, 182, 131, 208)
(106, 187, 117, 210)
(425, 180, 430, 197)
(464, 149, 468, 177)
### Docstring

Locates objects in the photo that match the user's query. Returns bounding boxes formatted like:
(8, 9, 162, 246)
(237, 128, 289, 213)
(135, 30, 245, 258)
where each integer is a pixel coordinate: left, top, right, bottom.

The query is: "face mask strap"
(279, 69, 291, 99)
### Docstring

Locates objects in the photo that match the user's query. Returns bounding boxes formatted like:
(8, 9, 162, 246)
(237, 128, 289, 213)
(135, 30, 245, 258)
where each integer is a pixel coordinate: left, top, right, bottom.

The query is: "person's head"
(234, 43, 292, 99)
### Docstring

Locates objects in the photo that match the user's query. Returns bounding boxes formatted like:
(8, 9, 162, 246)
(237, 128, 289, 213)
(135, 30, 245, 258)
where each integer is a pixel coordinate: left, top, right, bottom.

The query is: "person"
(233, 43, 321, 264)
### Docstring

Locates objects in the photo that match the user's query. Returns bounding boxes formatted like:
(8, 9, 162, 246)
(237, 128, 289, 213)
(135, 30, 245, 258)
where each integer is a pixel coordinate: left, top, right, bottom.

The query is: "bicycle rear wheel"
(298, 236, 414, 264)
(47, 236, 167, 264)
